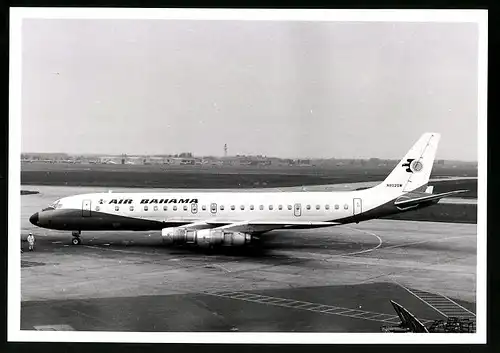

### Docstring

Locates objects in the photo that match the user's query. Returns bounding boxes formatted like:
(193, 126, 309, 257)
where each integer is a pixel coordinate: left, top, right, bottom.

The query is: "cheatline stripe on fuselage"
(41, 195, 432, 232)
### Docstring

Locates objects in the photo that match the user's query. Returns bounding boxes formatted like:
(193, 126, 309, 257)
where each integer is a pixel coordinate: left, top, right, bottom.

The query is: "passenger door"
(210, 203, 217, 214)
(82, 199, 92, 217)
(294, 203, 302, 217)
(353, 198, 362, 215)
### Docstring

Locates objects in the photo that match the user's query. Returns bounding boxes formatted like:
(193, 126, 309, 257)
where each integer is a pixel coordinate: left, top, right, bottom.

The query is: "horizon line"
(20, 152, 478, 163)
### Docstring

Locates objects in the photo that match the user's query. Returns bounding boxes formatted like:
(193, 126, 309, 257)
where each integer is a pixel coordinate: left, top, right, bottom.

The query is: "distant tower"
(224, 143, 228, 157)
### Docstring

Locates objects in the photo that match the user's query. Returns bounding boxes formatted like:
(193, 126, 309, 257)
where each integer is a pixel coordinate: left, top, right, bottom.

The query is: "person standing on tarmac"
(27, 232, 35, 251)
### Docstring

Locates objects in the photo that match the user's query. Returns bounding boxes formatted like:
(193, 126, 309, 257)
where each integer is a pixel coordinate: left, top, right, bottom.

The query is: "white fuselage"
(58, 188, 388, 224)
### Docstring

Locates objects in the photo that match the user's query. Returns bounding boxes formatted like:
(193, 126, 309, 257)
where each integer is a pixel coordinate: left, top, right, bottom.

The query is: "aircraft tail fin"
(381, 133, 441, 193)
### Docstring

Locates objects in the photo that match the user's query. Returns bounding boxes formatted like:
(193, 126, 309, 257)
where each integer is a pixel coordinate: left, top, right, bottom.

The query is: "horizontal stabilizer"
(394, 190, 469, 208)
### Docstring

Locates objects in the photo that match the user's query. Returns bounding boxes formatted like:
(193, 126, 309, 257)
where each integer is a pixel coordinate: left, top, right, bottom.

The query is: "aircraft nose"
(29, 212, 39, 225)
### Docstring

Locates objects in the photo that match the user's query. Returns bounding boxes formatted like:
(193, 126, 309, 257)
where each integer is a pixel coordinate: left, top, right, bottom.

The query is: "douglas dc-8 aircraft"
(29, 133, 466, 247)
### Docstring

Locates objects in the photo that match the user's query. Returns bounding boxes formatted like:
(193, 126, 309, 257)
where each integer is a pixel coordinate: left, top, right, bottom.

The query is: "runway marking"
(339, 226, 383, 256)
(204, 290, 434, 325)
(395, 283, 476, 331)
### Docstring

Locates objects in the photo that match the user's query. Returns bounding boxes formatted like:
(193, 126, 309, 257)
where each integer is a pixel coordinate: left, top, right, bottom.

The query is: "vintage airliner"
(29, 133, 466, 247)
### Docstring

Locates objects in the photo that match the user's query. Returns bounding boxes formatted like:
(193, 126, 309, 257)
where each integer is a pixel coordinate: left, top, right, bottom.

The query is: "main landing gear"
(72, 231, 82, 245)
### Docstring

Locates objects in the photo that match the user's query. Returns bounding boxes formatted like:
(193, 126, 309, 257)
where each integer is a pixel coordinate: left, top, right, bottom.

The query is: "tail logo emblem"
(402, 159, 423, 173)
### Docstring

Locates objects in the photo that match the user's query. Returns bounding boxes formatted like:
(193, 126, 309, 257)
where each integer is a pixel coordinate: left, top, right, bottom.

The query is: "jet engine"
(161, 227, 252, 248)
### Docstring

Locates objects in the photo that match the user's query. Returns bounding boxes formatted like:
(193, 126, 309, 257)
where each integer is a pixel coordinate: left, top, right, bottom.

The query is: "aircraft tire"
(72, 237, 81, 245)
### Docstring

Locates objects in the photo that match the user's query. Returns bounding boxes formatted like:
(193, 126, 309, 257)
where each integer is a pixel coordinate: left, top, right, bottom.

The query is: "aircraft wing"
(178, 221, 212, 229)
(394, 189, 469, 208)
(205, 220, 340, 233)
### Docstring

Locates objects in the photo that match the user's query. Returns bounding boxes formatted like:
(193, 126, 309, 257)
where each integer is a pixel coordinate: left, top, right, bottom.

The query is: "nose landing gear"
(72, 231, 82, 245)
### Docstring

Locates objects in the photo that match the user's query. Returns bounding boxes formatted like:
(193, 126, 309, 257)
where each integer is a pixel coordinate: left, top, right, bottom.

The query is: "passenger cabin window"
(259, 205, 264, 210)
(202, 205, 207, 211)
(183, 205, 188, 211)
(220, 205, 225, 211)
(344, 204, 349, 210)
(231, 205, 235, 211)
(269, 205, 273, 210)
(144, 205, 148, 211)
(250, 205, 254, 210)
(130, 206, 134, 211)
(335, 204, 339, 210)
(278, 205, 283, 210)
(316, 205, 320, 210)
(154, 206, 158, 211)
(163, 205, 168, 211)
(240, 205, 245, 210)
(325, 205, 330, 210)
(288, 205, 292, 210)
(306, 205, 311, 210)
(173, 206, 177, 211)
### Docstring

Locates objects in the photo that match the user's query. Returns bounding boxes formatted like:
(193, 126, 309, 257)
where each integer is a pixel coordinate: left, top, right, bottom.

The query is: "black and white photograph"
(9, 8, 487, 344)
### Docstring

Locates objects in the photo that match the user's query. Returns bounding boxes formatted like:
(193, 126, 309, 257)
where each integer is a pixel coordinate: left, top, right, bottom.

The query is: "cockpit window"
(42, 199, 62, 211)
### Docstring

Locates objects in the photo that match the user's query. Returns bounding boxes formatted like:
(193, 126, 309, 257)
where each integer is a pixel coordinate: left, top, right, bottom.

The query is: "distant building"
(296, 159, 311, 166)
(99, 156, 121, 164)
(148, 157, 166, 165)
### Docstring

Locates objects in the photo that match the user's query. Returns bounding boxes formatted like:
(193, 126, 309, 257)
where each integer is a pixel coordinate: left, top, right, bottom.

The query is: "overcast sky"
(21, 19, 479, 160)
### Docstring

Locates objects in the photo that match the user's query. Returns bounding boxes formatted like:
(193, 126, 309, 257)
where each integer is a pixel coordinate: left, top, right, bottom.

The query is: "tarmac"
(19, 185, 477, 332)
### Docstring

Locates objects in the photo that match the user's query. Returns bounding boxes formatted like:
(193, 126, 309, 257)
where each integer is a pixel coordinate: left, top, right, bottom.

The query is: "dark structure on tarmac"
(381, 300, 475, 333)
(381, 300, 429, 333)
(428, 317, 476, 333)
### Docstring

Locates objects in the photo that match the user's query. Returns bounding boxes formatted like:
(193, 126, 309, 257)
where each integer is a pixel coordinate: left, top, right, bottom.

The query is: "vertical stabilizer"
(382, 133, 441, 193)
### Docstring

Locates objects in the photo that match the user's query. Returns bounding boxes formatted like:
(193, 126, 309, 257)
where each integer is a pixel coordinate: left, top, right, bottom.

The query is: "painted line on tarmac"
(435, 293, 476, 317)
(393, 281, 476, 321)
(381, 235, 476, 250)
(339, 226, 383, 256)
(272, 226, 384, 261)
(204, 290, 434, 325)
(82, 245, 161, 256)
(396, 283, 448, 319)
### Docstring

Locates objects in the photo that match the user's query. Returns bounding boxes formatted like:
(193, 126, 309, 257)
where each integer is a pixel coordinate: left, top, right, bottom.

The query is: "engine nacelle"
(161, 227, 252, 248)
(161, 227, 193, 245)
